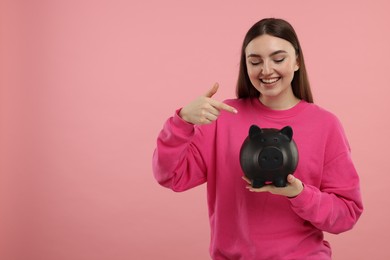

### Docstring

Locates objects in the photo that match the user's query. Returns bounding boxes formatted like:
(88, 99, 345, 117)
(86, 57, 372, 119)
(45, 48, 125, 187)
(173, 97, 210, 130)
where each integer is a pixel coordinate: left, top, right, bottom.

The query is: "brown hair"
(236, 18, 313, 103)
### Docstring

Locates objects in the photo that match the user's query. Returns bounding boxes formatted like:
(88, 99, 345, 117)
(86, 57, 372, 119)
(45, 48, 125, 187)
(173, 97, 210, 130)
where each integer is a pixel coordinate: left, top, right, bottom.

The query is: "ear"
(249, 125, 262, 139)
(294, 55, 300, 71)
(280, 126, 293, 141)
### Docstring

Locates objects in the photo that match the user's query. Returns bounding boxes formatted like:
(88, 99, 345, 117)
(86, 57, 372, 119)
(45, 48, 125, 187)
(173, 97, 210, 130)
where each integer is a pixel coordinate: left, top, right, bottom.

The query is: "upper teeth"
(261, 78, 279, 84)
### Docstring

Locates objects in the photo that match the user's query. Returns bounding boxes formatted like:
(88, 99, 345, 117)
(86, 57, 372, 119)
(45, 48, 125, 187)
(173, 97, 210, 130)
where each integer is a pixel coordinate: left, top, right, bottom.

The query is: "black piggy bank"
(239, 125, 299, 188)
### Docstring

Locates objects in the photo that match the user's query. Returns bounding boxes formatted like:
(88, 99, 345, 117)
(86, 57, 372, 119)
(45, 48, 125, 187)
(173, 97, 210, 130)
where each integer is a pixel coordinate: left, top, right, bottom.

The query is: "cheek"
(247, 66, 259, 79)
(279, 64, 296, 77)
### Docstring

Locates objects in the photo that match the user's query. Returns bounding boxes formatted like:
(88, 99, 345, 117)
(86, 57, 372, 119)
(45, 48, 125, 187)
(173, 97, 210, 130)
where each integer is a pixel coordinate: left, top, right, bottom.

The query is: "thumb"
(287, 174, 296, 184)
(204, 82, 219, 98)
(287, 174, 303, 189)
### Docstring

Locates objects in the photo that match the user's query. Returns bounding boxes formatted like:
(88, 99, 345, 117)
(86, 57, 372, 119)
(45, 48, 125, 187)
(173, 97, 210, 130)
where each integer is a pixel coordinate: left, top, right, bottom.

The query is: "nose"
(261, 61, 273, 75)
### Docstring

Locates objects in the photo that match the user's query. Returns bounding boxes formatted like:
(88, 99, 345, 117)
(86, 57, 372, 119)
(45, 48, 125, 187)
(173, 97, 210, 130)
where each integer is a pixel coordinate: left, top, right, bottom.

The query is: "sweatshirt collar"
(250, 98, 309, 119)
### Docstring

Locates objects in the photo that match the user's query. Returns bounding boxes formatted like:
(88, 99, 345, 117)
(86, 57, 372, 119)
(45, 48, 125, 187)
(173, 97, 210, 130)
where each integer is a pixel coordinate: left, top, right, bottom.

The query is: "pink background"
(1, 0, 389, 259)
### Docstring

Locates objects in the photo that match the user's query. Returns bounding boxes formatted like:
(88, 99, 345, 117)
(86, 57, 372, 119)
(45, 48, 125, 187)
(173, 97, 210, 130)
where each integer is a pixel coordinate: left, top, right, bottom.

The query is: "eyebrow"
(247, 50, 288, 58)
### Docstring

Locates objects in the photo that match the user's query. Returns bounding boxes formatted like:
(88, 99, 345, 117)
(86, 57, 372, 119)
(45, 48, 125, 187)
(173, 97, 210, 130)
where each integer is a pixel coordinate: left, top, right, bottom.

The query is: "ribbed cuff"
(289, 184, 315, 210)
(170, 108, 196, 136)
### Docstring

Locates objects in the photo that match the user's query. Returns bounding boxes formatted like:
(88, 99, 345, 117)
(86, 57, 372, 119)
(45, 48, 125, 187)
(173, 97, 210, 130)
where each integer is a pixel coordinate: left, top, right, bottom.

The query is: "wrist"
(288, 183, 304, 198)
(179, 108, 190, 122)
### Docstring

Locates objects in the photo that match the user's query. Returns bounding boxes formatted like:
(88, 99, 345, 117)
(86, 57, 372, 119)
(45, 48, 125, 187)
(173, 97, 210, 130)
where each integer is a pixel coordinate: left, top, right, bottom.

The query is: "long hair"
(236, 18, 313, 103)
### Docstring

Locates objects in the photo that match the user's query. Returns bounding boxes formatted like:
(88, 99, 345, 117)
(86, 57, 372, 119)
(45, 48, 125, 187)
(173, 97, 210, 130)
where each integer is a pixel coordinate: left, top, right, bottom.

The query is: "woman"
(152, 18, 363, 259)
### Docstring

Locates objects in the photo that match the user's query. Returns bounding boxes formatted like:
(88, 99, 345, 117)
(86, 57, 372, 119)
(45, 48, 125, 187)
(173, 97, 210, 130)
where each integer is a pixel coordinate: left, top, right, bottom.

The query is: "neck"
(259, 91, 300, 110)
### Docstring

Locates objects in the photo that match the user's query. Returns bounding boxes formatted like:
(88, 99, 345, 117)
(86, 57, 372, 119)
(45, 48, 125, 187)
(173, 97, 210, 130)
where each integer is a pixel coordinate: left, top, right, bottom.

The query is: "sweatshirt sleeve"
(289, 117, 363, 234)
(152, 110, 210, 192)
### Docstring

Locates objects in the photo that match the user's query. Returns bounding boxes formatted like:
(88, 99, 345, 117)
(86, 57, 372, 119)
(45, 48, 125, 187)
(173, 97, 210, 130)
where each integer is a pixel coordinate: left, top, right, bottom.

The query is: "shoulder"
(306, 102, 349, 146)
(297, 102, 348, 145)
(304, 102, 342, 127)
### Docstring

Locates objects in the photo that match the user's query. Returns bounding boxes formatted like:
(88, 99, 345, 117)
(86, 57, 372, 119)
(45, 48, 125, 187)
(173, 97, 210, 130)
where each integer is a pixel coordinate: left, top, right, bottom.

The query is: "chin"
(259, 88, 282, 97)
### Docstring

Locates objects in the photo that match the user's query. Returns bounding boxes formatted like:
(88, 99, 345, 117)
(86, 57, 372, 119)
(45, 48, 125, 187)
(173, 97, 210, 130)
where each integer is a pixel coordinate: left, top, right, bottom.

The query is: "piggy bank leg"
(252, 179, 265, 188)
(273, 177, 287, 187)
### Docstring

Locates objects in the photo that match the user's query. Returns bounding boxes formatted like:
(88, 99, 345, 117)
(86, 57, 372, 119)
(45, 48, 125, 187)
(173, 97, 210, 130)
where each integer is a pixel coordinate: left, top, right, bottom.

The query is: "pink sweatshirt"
(152, 98, 363, 259)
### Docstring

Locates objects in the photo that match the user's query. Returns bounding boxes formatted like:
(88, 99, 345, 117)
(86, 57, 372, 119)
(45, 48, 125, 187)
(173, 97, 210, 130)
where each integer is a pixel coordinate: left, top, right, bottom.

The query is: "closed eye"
(274, 58, 285, 63)
(249, 59, 262, 66)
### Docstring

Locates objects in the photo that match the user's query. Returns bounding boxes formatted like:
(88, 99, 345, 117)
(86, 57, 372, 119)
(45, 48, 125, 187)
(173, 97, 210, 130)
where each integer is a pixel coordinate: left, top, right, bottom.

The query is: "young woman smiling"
(153, 18, 363, 259)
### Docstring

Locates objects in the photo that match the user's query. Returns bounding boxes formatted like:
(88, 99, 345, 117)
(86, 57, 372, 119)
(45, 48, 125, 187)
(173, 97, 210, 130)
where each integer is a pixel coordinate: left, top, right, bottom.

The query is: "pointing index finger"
(221, 103, 238, 114)
(210, 99, 238, 114)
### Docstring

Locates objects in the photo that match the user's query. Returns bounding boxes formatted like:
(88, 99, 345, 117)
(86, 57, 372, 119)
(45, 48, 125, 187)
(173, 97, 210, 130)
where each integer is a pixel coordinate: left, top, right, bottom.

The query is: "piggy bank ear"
(249, 125, 262, 139)
(280, 126, 293, 141)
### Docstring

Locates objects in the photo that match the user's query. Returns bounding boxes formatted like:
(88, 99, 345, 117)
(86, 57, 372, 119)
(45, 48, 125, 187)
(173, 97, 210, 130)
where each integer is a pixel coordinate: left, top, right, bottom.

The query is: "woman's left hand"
(242, 174, 304, 198)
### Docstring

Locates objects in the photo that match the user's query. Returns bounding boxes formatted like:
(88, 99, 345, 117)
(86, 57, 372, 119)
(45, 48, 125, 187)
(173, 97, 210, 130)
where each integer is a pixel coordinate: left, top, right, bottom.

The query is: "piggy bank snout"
(259, 147, 283, 170)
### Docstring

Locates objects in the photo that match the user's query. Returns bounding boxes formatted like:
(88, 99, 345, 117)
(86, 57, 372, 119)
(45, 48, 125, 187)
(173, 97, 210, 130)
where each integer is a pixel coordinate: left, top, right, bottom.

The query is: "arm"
(152, 111, 209, 192)
(152, 83, 237, 192)
(289, 119, 363, 234)
(289, 152, 363, 234)
(245, 116, 363, 233)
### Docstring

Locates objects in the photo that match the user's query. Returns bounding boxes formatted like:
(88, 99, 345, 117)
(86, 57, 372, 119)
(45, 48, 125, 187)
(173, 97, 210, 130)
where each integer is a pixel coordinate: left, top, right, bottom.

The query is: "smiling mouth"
(260, 77, 280, 84)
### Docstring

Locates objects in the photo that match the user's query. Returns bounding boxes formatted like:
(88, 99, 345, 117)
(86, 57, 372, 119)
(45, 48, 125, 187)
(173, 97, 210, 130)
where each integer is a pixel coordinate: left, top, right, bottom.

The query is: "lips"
(260, 77, 280, 84)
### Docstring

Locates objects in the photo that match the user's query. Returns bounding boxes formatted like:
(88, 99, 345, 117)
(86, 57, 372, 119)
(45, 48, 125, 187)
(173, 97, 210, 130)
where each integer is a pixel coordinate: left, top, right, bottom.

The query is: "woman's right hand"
(179, 83, 238, 125)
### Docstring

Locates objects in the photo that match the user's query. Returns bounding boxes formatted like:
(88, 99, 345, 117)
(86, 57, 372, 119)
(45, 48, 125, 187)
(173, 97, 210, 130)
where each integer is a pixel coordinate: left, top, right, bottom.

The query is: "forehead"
(245, 34, 295, 56)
